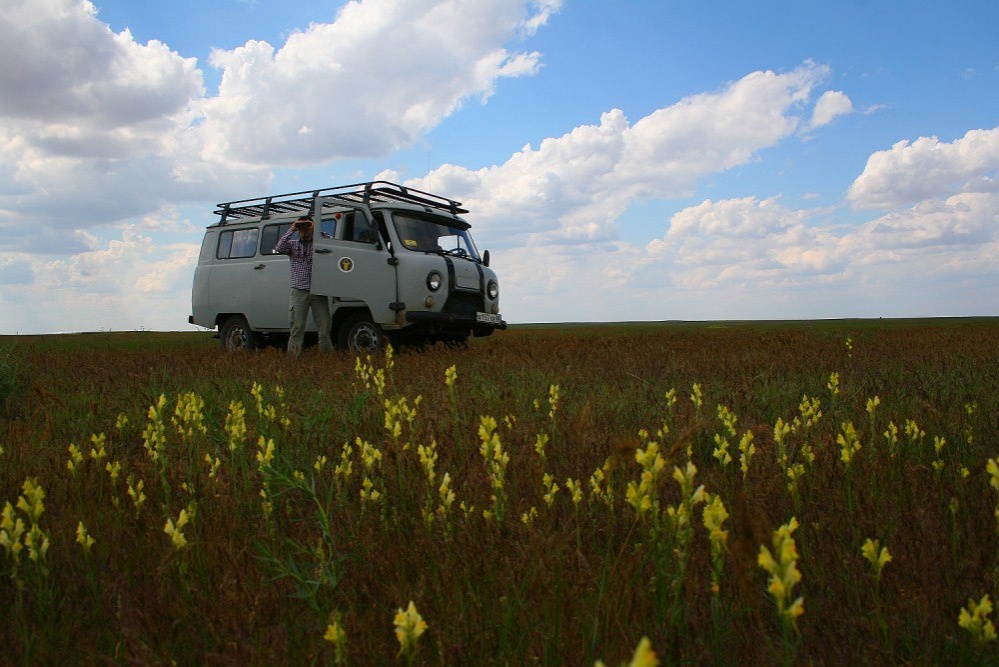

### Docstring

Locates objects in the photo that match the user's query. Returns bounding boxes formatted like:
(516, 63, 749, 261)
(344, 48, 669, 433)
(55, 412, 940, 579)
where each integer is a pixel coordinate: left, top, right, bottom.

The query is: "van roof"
(213, 181, 468, 223)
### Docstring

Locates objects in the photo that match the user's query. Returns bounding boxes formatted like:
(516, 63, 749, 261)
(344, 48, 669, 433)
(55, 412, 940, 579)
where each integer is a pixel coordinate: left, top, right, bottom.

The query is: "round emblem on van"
(338, 257, 354, 273)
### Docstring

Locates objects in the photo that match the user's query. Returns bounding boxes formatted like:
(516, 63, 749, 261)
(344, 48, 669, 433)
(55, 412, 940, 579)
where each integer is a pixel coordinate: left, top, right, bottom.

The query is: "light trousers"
(288, 288, 334, 355)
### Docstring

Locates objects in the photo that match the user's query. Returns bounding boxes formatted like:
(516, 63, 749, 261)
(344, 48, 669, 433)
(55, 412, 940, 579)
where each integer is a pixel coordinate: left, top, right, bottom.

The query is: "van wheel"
(339, 312, 383, 353)
(220, 315, 257, 351)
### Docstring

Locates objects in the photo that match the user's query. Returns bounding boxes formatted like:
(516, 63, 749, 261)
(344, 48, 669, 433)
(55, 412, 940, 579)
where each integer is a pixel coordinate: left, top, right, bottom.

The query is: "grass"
(1, 319, 998, 665)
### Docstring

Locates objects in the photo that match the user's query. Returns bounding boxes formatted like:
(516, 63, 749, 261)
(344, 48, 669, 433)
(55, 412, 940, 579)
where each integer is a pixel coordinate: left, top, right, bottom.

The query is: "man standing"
(274, 216, 334, 355)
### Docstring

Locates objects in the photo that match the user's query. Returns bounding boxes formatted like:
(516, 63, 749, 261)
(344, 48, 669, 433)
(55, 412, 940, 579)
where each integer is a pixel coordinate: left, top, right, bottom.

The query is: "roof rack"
(213, 181, 468, 223)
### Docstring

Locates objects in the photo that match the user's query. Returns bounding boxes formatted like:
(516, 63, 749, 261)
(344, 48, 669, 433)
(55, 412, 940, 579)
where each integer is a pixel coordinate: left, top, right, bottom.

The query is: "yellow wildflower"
(594, 635, 659, 667)
(758, 517, 804, 630)
(324, 617, 347, 664)
(393, 600, 427, 658)
(861, 538, 891, 581)
(76, 521, 95, 554)
(163, 508, 190, 549)
(67, 443, 84, 474)
(959, 595, 997, 645)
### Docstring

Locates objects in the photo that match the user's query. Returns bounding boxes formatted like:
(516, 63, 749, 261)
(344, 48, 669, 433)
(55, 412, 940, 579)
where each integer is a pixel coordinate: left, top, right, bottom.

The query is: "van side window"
(261, 223, 294, 255)
(217, 228, 259, 259)
(320, 217, 337, 239)
(345, 212, 379, 244)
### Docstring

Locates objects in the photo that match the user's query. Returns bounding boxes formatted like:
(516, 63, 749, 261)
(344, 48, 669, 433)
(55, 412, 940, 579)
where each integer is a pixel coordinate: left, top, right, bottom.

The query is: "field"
(1, 319, 999, 665)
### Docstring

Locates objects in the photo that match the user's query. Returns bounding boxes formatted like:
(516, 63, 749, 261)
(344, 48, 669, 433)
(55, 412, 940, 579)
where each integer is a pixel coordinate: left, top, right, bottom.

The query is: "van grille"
(443, 292, 483, 317)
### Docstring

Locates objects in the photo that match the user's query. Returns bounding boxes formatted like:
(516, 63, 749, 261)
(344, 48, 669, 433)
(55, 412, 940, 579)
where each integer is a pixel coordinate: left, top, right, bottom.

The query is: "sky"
(1, 0, 997, 334)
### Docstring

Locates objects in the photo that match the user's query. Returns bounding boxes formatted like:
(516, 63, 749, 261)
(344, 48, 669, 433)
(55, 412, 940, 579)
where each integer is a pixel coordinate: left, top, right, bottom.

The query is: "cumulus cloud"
(199, 0, 561, 166)
(0, 0, 264, 235)
(0, 226, 200, 332)
(847, 126, 999, 209)
(0, 0, 559, 243)
(0, 0, 203, 126)
(809, 90, 853, 128)
(407, 61, 835, 247)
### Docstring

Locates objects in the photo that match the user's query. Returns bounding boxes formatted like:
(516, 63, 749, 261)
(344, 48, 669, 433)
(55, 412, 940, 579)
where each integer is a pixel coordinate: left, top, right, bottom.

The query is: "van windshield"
(392, 213, 480, 261)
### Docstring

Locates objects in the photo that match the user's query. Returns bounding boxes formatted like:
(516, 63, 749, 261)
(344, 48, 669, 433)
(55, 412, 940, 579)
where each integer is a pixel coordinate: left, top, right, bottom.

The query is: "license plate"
(476, 312, 501, 325)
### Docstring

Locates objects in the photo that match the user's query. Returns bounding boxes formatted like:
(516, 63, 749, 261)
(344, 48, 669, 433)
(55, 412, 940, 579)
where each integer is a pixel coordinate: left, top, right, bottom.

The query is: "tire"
(220, 315, 258, 351)
(338, 312, 384, 353)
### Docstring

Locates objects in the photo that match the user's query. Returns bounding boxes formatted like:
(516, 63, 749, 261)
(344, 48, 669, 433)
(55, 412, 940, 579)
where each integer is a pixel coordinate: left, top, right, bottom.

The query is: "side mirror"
(482, 250, 490, 267)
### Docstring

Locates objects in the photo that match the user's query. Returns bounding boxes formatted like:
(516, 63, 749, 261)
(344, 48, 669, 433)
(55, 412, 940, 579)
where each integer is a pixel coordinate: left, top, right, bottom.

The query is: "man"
(274, 216, 334, 355)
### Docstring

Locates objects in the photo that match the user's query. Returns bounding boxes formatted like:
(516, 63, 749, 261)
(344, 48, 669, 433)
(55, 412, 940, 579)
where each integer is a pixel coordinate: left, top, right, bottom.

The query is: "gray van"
(190, 181, 505, 351)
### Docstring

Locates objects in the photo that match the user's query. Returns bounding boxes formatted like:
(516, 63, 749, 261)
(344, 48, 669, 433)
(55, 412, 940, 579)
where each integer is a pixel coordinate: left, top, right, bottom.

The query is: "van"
(190, 181, 506, 351)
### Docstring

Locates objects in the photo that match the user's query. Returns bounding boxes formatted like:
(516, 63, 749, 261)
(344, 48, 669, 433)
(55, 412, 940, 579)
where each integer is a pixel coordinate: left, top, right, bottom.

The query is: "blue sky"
(1, 0, 997, 333)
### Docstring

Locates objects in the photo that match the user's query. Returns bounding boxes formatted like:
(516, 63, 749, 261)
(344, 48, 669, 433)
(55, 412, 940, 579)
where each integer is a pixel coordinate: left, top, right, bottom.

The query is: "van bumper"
(405, 311, 507, 330)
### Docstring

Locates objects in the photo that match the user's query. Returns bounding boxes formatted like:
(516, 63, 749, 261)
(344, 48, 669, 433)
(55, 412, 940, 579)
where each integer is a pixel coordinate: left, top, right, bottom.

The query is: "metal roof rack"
(213, 181, 468, 223)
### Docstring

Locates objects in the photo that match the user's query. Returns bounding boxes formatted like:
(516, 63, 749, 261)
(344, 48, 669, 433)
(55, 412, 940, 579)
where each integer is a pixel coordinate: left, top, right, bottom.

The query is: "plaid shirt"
(274, 229, 314, 291)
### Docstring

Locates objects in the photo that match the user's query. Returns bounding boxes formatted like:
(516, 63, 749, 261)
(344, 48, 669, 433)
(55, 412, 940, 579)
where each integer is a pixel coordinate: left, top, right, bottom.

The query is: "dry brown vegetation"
(1, 319, 998, 665)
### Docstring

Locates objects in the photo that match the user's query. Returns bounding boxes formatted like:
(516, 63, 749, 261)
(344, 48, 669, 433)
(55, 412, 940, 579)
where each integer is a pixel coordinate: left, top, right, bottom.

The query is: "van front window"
(393, 213, 479, 260)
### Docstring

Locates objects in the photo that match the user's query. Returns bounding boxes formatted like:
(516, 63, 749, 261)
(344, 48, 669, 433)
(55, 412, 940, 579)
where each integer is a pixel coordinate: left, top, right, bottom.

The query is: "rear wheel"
(338, 312, 384, 353)
(220, 315, 258, 351)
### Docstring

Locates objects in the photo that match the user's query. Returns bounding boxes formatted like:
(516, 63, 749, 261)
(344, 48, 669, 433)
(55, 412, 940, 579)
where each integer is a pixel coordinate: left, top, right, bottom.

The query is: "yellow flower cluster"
(172, 391, 207, 443)
(626, 441, 666, 517)
(225, 399, 247, 453)
(76, 521, 95, 555)
(689, 383, 703, 414)
(163, 505, 193, 550)
(141, 395, 169, 464)
(478, 416, 510, 522)
(703, 493, 729, 593)
(827, 372, 839, 397)
(324, 616, 347, 664)
(594, 636, 659, 667)
(861, 538, 891, 582)
(67, 442, 84, 474)
(354, 355, 386, 396)
(385, 395, 421, 450)
(667, 461, 706, 535)
(959, 595, 997, 645)
(126, 475, 146, 517)
(393, 600, 427, 659)
(837, 421, 861, 467)
(89, 432, 107, 462)
(758, 517, 804, 630)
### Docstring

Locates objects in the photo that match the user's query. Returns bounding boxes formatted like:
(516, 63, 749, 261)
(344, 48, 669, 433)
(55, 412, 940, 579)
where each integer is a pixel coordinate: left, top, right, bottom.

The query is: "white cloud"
(488, 117, 999, 324)
(199, 0, 560, 166)
(0, 0, 266, 234)
(0, 0, 558, 244)
(0, 226, 200, 332)
(847, 126, 999, 209)
(408, 61, 835, 248)
(489, 186, 998, 324)
(809, 90, 853, 128)
(0, 0, 203, 126)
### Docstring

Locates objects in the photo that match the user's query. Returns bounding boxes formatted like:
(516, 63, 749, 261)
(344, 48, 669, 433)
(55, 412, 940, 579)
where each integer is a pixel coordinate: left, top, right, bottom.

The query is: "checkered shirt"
(274, 229, 314, 291)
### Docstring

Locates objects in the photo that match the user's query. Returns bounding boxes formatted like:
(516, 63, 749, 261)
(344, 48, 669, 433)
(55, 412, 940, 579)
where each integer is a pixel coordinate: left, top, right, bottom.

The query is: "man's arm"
(273, 227, 297, 256)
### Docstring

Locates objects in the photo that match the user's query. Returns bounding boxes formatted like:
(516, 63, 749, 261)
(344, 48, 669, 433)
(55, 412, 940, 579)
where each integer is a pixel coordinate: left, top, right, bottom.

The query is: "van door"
(245, 221, 291, 329)
(311, 211, 398, 325)
(211, 226, 259, 323)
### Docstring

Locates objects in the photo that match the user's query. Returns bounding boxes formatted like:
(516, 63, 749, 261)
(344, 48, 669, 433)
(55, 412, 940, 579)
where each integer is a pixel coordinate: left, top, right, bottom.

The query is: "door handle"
(315, 248, 333, 254)
(254, 263, 266, 270)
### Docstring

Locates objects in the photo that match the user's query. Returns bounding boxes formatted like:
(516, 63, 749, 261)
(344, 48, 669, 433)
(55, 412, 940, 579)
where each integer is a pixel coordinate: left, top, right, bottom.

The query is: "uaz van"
(190, 181, 505, 351)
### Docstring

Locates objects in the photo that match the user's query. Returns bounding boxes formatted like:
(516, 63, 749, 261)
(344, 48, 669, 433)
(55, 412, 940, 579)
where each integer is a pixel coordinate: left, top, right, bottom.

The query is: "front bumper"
(405, 310, 507, 330)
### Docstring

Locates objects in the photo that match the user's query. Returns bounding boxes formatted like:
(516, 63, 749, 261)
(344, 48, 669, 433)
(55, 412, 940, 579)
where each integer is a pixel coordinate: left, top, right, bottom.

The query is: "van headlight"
(487, 280, 499, 299)
(427, 271, 442, 291)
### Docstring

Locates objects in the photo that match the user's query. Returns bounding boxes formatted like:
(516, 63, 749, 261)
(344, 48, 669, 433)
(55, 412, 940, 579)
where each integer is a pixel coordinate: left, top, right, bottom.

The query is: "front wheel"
(220, 315, 258, 351)
(338, 312, 384, 353)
